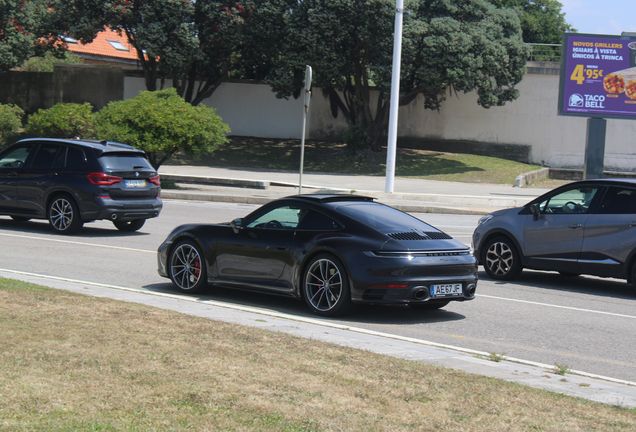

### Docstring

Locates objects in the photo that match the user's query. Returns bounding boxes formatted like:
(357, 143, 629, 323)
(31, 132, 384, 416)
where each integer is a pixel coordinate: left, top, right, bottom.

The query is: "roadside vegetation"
(2, 278, 634, 431)
(167, 137, 543, 185)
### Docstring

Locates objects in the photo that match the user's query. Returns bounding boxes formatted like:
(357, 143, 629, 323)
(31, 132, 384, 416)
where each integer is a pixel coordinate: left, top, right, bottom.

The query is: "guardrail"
(527, 43, 561, 62)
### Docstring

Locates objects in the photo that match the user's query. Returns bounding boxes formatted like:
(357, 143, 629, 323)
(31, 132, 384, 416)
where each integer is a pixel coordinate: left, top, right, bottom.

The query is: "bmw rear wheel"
(303, 254, 352, 317)
(169, 240, 207, 294)
(483, 236, 522, 280)
(49, 195, 83, 234)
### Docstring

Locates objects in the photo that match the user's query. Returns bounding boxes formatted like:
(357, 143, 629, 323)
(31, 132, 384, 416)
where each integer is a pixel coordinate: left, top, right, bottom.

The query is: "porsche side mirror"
(231, 218, 243, 234)
(530, 203, 540, 221)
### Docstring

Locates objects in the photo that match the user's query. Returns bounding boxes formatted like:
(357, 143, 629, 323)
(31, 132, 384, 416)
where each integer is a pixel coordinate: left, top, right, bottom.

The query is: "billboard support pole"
(583, 117, 607, 179)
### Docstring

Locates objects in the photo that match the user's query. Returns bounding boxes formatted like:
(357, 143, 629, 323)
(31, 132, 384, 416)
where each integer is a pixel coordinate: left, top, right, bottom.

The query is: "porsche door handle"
(568, 223, 583, 229)
(275, 245, 287, 250)
(630, 221, 636, 227)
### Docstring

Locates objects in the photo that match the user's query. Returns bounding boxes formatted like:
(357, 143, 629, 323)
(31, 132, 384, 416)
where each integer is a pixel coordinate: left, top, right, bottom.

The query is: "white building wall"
(123, 70, 636, 171)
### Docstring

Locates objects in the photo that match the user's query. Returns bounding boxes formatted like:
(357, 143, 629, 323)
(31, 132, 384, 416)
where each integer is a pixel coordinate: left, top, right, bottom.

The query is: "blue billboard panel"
(559, 33, 636, 119)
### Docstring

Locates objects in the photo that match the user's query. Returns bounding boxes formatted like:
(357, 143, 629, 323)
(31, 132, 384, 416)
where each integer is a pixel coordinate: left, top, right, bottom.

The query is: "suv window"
(64, 146, 87, 168)
(30, 144, 64, 170)
(539, 186, 599, 214)
(0, 145, 34, 169)
(98, 153, 153, 170)
(598, 187, 636, 214)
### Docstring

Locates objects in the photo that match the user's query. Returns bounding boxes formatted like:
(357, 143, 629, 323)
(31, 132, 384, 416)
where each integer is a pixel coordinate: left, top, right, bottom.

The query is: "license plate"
(430, 283, 462, 297)
(125, 180, 146, 188)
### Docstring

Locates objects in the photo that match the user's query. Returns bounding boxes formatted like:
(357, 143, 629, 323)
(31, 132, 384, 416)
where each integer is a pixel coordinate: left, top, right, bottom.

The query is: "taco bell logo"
(583, 94, 605, 108)
(569, 93, 584, 107)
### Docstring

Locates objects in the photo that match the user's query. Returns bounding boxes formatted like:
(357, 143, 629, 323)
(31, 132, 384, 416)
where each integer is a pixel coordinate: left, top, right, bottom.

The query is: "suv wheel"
(49, 195, 83, 234)
(483, 236, 522, 280)
(113, 219, 145, 232)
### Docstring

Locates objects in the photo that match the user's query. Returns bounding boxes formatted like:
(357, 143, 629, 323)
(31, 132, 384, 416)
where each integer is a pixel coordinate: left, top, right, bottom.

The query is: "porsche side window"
(247, 206, 304, 229)
(296, 209, 341, 231)
(540, 187, 598, 214)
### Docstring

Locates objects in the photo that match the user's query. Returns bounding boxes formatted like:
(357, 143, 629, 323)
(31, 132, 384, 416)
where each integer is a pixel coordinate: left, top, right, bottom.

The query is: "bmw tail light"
(87, 172, 123, 185)
(149, 175, 161, 186)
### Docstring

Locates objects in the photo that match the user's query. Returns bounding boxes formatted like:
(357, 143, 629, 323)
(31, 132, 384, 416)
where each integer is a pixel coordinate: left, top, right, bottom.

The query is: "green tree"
(488, 0, 575, 44)
(94, 88, 230, 169)
(56, 0, 292, 105)
(24, 103, 95, 138)
(0, 0, 49, 72)
(268, 0, 528, 151)
(0, 103, 24, 147)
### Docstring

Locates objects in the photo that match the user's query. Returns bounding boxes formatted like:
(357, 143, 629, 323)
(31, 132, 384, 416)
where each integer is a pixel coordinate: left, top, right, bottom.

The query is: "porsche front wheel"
(169, 240, 207, 294)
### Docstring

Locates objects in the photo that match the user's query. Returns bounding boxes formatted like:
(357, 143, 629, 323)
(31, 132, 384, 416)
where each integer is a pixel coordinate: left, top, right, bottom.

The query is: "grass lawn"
(2, 278, 635, 431)
(166, 137, 543, 185)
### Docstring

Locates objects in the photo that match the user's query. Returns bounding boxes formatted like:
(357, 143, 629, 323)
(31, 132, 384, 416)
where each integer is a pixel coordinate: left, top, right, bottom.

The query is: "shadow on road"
(142, 281, 467, 325)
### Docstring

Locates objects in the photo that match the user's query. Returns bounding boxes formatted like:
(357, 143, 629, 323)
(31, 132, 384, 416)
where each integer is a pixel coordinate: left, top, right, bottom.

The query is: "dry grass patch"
(1, 278, 635, 431)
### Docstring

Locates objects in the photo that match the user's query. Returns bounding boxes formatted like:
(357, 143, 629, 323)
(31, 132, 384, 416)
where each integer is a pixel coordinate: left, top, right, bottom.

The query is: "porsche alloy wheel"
(303, 254, 352, 317)
(169, 241, 207, 293)
(483, 236, 522, 280)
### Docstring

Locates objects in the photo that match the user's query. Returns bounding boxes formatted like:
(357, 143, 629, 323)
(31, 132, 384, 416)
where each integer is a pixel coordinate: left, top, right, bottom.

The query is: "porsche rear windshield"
(98, 153, 153, 171)
(334, 202, 439, 232)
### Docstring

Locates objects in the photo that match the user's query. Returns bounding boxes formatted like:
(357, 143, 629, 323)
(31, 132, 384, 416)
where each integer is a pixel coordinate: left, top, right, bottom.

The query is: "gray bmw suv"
(472, 179, 636, 285)
(0, 138, 162, 234)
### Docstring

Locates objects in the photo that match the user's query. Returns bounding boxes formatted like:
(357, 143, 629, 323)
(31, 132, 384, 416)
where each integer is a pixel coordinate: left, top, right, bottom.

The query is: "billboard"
(558, 33, 636, 119)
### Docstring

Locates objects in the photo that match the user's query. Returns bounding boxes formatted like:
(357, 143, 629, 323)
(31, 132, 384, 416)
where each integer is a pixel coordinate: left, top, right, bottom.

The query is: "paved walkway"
(159, 165, 555, 214)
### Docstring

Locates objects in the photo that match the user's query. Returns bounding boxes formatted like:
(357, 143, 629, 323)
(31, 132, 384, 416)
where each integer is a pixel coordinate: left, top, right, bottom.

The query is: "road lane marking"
(0, 232, 154, 253)
(479, 294, 636, 319)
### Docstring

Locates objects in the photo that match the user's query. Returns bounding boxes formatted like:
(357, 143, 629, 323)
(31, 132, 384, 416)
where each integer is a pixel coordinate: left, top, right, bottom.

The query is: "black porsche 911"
(157, 194, 477, 316)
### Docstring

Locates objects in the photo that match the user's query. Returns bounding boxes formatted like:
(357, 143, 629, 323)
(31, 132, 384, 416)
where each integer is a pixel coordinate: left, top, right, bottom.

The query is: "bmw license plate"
(430, 283, 462, 297)
(125, 179, 146, 188)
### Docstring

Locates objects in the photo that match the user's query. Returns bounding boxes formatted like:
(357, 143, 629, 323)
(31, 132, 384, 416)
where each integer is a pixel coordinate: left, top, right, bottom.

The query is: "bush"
(94, 88, 230, 169)
(24, 103, 95, 139)
(0, 103, 25, 148)
(20, 51, 84, 72)
(342, 123, 371, 154)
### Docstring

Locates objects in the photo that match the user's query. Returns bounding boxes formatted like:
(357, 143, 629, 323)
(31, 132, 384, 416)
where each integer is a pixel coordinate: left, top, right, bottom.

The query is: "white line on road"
(0, 232, 154, 253)
(480, 294, 636, 319)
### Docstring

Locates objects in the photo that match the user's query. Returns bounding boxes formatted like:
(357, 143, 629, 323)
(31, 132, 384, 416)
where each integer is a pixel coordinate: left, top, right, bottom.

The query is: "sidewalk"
(159, 165, 554, 214)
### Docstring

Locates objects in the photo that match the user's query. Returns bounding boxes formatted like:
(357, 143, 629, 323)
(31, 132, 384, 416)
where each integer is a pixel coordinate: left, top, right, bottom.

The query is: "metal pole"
(299, 65, 312, 194)
(385, 0, 404, 193)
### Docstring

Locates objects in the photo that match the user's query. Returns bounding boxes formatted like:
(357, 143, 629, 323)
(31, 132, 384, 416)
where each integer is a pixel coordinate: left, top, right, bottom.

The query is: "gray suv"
(472, 179, 636, 285)
(0, 138, 162, 234)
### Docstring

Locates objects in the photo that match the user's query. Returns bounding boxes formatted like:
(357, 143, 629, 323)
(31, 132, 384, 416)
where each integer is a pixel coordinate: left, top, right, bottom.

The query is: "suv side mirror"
(530, 203, 540, 221)
(230, 218, 243, 234)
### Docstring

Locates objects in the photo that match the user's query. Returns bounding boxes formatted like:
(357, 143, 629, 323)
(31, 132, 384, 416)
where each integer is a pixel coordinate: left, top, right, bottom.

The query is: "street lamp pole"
(385, 0, 404, 194)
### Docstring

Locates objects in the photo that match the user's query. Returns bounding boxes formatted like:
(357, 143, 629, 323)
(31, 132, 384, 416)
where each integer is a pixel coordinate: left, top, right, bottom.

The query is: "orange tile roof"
(66, 27, 142, 61)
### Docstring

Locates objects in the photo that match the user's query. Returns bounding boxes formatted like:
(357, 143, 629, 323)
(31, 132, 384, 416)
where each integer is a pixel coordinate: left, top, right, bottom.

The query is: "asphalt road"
(1, 199, 635, 383)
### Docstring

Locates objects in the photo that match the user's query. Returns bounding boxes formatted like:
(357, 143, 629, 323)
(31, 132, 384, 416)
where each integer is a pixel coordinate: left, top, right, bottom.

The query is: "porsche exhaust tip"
(467, 283, 476, 297)
(413, 287, 428, 300)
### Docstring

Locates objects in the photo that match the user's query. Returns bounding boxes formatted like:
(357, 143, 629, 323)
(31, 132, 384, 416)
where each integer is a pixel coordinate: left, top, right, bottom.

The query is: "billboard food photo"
(559, 34, 636, 119)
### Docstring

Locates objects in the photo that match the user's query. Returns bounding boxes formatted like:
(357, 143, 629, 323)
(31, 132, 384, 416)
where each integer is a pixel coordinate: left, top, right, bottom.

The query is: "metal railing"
(526, 43, 561, 62)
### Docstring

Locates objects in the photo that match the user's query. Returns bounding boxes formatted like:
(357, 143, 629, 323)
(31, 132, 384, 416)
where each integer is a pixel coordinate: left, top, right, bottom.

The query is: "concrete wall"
(0, 64, 125, 114)
(2, 62, 636, 171)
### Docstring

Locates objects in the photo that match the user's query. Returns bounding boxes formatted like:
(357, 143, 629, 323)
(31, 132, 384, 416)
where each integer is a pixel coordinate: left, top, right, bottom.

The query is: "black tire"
(408, 300, 451, 310)
(113, 219, 146, 232)
(10, 216, 31, 222)
(302, 253, 352, 317)
(168, 240, 208, 294)
(48, 195, 83, 234)
(482, 236, 522, 280)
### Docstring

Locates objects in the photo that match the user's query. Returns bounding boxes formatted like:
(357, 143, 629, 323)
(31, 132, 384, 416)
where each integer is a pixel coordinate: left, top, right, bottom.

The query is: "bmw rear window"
(98, 153, 153, 170)
(334, 202, 439, 232)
